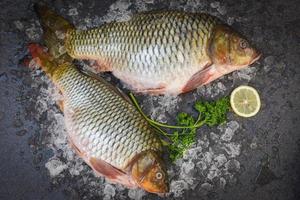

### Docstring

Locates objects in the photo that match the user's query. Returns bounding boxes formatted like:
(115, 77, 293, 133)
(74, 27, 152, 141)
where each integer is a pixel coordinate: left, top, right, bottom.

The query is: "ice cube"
(210, 132, 220, 142)
(14, 20, 24, 30)
(45, 158, 68, 177)
(220, 121, 239, 142)
(180, 161, 198, 188)
(68, 8, 78, 16)
(207, 165, 221, 180)
(250, 137, 258, 149)
(196, 160, 207, 171)
(217, 82, 226, 92)
(227, 17, 235, 25)
(183, 146, 202, 159)
(224, 159, 241, 172)
(68, 161, 85, 176)
(25, 23, 41, 41)
(221, 128, 234, 142)
(219, 177, 226, 189)
(213, 154, 227, 167)
(222, 143, 241, 158)
(103, 184, 116, 198)
(196, 85, 206, 96)
(203, 149, 214, 165)
(143, 0, 154, 4)
(236, 67, 257, 81)
(210, 1, 220, 8)
(110, 0, 131, 11)
(180, 160, 195, 176)
(200, 182, 213, 191)
(197, 136, 210, 149)
(217, 5, 227, 15)
(128, 188, 146, 200)
(157, 95, 181, 114)
(170, 180, 188, 197)
(228, 121, 240, 132)
(201, 82, 227, 98)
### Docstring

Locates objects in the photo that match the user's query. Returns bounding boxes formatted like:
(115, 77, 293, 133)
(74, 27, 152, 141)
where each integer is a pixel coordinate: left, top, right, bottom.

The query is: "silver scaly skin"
(38, 6, 260, 95)
(56, 64, 162, 170)
(27, 44, 168, 193)
(65, 11, 219, 94)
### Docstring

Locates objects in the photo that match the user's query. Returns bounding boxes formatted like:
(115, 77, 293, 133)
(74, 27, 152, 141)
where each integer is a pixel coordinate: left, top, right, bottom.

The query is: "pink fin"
(90, 59, 112, 72)
(90, 157, 137, 188)
(182, 64, 215, 93)
(68, 135, 85, 157)
(56, 100, 64, 111)
(68, 136, 136, 188)
(136, 85, 166, 95)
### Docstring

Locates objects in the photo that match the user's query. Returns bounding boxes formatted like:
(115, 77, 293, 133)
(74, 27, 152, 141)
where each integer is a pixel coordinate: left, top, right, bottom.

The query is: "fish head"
(130, 151, 169, 194)
(209, 24, 261, 71)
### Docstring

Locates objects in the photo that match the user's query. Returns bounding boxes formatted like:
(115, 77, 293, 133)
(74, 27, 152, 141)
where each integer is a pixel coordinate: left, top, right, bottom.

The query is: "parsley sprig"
(129, 93, 230, 161)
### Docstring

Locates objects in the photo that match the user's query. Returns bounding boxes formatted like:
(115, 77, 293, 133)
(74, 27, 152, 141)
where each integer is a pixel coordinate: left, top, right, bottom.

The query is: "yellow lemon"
(230, 85, 261, 117)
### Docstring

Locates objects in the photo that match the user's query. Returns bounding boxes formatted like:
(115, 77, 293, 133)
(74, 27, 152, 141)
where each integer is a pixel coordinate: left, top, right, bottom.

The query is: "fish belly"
(65, 11, 218, 94)
(56, 67, 162, 171)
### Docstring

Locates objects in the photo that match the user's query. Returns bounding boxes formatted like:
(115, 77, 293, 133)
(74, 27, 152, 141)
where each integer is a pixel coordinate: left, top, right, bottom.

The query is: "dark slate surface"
(0, 0, 299, 200)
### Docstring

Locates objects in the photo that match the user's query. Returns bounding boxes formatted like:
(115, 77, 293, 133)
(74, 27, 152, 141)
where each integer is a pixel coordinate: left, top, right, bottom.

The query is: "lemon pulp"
(230, 85, 261, 117)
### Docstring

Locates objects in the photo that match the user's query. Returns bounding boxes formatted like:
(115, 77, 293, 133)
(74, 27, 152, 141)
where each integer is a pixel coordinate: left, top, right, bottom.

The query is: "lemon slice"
(230, 85, 261, 117)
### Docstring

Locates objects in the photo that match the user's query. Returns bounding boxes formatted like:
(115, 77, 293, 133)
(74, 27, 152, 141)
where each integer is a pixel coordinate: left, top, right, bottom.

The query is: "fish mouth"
(249, 51, 262, 65)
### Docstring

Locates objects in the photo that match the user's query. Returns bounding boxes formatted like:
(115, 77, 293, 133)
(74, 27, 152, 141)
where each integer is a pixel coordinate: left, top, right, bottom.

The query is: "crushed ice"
(25, 0, 255, 198)
(234, 66, 257, 81)
(169, 120, 242, 196)
(127, 189, 146, 200)
(45, 157, 68, 177)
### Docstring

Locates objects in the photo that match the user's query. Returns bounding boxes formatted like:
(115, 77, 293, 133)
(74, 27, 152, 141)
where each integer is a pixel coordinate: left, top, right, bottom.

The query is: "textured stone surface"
(0, 0, 299, 200)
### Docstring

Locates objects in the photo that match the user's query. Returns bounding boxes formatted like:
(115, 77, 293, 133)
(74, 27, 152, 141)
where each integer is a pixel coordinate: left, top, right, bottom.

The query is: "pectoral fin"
(91, 59, 112, 72)
(56, 100, 64, 111)
(136, 85, 166, 95)
(182, 64, 223, 93)
(68, 135, 137, 188)
(89, 157, 137, 188)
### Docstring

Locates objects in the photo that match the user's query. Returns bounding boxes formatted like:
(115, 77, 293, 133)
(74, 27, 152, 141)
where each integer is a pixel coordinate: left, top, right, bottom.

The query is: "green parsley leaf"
(129, 93, 230, 162)
(194, 97, 230, 127)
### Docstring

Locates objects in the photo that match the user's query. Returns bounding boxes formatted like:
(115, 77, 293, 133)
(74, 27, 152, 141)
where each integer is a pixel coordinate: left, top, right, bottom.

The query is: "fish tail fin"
(27, 43, 71, 82)
(28, 43, 58, 76)
(34, 4, 74, 58)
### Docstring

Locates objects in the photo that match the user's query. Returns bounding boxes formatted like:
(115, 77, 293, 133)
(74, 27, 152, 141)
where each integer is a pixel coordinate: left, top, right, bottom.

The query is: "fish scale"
(51, 64, 162, 170)
(44, 5, 263, 95)
(65, 11, 218, 82)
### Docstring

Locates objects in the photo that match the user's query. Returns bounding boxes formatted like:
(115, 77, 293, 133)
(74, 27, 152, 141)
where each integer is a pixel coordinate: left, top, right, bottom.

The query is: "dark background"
(0, 0, 299, 199)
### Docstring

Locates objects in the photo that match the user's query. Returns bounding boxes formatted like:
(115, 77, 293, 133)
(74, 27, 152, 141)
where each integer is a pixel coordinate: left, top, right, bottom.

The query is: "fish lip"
(249, 52, 262, 65)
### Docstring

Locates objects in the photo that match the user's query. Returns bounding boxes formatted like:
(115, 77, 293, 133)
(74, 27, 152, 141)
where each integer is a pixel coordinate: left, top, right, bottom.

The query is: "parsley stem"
(194, 120, 206, 128)
(152, 123, 170, 138)
(129, 93, 197, 129)
(129, 93, 151, 121)
(195, 113, 202, 124)
(148, 118, 195, 129)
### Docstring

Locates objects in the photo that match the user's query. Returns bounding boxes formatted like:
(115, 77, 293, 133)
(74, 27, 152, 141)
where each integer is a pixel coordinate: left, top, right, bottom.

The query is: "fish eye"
(155, 172, 163, 180)
(239, 40, 248, 49)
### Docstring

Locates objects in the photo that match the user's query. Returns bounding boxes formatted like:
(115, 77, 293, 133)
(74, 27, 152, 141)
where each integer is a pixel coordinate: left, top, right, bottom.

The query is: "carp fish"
(36, 5, 261, 95)
(27, 44, 169, 194)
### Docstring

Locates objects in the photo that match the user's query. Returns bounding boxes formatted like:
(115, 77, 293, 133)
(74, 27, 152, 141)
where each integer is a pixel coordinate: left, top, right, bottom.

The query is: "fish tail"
(27, 43, 70, 82)
(34, 4, 74, 59)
